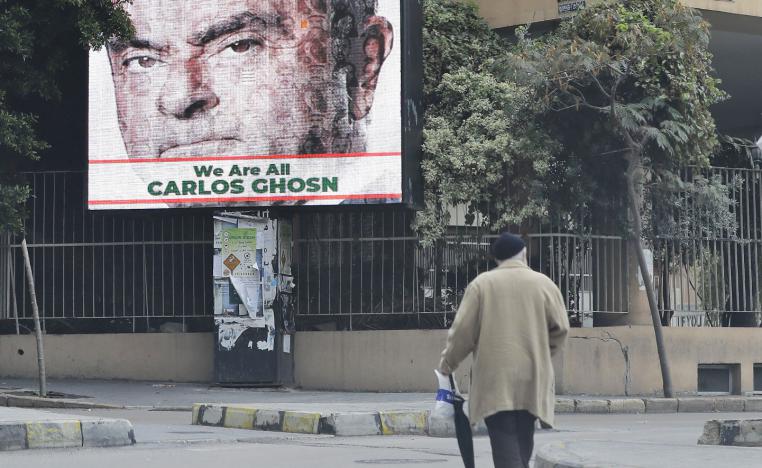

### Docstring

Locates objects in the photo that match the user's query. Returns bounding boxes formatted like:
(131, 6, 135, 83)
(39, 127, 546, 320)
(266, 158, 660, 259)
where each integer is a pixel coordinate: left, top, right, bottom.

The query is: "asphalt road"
(2, 410, 761, 467)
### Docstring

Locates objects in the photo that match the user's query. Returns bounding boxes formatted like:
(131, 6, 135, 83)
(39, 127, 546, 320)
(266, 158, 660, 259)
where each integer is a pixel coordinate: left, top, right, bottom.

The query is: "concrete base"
(294, 329, 475, 393)
(0, 333, 213, 382)
(2, 327, 762, 395)
(295, 327, 762, 395)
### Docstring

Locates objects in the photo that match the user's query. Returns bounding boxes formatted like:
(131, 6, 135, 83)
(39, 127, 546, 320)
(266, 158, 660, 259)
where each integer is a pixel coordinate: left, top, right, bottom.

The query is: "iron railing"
(293, 166, 762, 329)
(0, 171, 214, 334)
(654, 167, 762, 327)
(292, 207, 630, 330)
(3, 167, 762, 332)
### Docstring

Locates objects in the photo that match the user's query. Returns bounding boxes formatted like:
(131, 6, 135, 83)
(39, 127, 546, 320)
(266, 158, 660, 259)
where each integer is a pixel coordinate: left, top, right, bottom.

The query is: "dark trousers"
(485, 410, 536, 468)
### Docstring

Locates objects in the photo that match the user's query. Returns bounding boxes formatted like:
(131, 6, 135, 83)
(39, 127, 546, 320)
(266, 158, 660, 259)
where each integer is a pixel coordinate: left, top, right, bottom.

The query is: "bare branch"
(549, 104, 584, 113)
(565, 86, 610, 113)
(596, 148, 630, 157)
(589, 73, 611, 100)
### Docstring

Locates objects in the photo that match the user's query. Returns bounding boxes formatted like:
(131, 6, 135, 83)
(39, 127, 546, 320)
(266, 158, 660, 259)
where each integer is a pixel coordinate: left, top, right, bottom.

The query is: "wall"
(295, 327, 762, 395)
(561, 327, 762, 395)
(0, 333, 213, 382)
(684, 0, 762, 17)
(474, 0, 762, 29)
(475, 0, 562, 29)
(2, 327, 761, 395)
(294, 330, 474, 392)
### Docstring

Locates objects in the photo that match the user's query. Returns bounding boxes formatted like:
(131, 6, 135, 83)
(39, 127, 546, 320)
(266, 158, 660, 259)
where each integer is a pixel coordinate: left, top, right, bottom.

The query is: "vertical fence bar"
(10, 249, 20, 335)
(738, 170, 747, 314)
(3, 235, 9, 320)
(749, 171, 760, 324)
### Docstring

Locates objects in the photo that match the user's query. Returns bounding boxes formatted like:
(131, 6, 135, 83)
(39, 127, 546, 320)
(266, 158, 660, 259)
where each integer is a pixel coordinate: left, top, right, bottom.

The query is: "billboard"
(88, 0, 411, 210)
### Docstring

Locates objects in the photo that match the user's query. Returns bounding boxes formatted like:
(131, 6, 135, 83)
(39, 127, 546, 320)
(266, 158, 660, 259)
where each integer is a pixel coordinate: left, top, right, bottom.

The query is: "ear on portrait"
(348, 16, 393, 121)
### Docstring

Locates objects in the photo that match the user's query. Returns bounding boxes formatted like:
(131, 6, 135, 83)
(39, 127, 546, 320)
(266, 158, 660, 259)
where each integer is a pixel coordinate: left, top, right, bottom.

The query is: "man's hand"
(437, 359, 453, 376)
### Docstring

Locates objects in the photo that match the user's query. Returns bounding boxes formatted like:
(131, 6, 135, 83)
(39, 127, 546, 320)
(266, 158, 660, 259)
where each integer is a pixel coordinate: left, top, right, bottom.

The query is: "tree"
(0, 0, 133, 233)
(416, 0, 565, 245)
(501, 0, 735, 397)
(1, 0, 133, 397)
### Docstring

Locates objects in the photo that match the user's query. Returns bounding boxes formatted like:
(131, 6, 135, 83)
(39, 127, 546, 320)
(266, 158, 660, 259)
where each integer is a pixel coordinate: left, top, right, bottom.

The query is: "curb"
(0, 418, 135, 451)
(535, 442, 610, 468)
(193, 404, 437, 437)
(698, 418, 762, 446)
(564, 396, 762, 415)
(193, 396, 762, 438)
(0, 393, 122, 410)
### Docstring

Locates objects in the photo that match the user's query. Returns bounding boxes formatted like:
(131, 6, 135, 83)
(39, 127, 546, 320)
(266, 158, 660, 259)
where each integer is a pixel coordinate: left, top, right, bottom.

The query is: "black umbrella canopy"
(450, 375, 475, 468)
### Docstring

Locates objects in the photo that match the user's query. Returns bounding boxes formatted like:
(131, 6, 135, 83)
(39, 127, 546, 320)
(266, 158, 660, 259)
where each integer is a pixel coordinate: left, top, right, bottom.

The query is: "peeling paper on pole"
(230, 276, 264, 320)
(217, 319, 250, 351)
(222, 225, 265, 320)
(256, 310, 276, 351)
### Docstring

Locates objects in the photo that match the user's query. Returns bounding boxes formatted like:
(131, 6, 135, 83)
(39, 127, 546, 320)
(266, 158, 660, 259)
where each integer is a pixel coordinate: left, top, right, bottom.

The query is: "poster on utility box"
(87, 0, 403, 210)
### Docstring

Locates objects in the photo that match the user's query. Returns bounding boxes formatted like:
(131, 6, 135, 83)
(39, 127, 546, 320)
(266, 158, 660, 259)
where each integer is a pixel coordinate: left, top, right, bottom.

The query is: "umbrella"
(449, 374, 475, 468)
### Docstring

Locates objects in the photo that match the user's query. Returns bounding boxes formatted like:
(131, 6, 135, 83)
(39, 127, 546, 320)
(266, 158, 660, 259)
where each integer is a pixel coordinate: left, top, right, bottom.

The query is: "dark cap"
(491, 232, 526, 261)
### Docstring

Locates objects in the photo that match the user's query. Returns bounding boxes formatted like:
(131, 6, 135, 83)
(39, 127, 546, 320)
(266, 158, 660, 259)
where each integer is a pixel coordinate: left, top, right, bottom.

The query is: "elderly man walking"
(438, 233, 570, 468)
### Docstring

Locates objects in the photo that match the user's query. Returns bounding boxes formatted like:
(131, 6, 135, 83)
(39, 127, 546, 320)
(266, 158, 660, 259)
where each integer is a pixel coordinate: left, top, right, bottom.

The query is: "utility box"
(213, 211, 295, 385)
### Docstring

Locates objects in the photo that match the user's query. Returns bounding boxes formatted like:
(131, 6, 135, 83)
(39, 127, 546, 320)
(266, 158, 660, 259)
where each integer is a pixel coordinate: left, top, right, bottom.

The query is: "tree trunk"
(21, 238, 46, 398)
(625, 160, 674, 398)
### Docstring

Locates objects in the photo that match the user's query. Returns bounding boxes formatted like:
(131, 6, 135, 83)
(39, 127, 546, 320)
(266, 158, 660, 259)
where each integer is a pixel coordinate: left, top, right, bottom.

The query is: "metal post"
(21, 238, 47, 398)
(10, 254, 20, 335)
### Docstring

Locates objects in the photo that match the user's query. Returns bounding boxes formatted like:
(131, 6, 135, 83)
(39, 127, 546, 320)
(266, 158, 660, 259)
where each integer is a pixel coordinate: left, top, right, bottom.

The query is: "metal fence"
(3, 166, 762, 333)
(654, 167, 762, 327)
(293, 167, 762, 330)
(292, 208, 630, 330)
(0, 171, 214, 334)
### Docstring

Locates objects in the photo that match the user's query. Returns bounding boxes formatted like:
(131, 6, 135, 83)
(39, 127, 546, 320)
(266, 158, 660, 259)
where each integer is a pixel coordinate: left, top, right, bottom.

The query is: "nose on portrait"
(158, 59, 220, 119)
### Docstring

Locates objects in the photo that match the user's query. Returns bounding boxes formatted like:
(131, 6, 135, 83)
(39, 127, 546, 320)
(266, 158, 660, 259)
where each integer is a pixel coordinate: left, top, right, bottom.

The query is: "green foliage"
(712, 135, 760, 169)
(501, 0, 733, 238)
(418, 69, 558, 243)
(417, 0, 567, 244)
(0, 0, 133, 234)
(422, 0, 504, 107)
(648, 172, 739, 241)
(0, 181, 30, 234)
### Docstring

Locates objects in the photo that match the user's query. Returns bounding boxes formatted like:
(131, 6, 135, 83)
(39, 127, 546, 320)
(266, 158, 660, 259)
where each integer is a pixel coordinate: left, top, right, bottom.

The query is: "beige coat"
(438, 259, 569, 427)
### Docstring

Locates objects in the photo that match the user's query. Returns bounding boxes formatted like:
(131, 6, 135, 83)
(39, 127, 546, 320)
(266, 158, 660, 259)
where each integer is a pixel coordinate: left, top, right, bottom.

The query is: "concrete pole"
(21, 238, 46, 398)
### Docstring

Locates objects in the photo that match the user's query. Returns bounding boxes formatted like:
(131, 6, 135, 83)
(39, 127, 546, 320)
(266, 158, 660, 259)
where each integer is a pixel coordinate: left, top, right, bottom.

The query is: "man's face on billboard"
(107, 0, 393, 159)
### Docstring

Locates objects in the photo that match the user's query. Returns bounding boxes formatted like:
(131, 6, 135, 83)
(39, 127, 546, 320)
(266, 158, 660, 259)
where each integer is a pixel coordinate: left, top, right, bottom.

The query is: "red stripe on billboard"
(89, 151, 402, 164)
(88, 193, 403, 206)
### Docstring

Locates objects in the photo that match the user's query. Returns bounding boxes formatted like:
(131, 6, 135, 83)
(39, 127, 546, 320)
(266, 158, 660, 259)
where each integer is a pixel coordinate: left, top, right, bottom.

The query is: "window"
(698, 364, 740, 395)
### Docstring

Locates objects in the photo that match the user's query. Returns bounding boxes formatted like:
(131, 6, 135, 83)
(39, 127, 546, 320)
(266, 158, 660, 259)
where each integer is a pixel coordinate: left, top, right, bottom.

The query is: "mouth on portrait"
(159, 138, 243, 158)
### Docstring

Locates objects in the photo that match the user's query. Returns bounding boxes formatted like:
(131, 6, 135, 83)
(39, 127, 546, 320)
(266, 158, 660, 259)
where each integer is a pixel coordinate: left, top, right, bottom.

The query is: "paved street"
(3, 409, 762, 467)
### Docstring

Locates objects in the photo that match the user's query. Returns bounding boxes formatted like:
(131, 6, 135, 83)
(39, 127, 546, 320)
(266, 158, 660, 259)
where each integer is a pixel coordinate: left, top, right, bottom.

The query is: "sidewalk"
(0, 406, 135, 451)
(3, 378, 762, 438)
(4, 377, 762, 413)
(535, 440, 762, 468)
(0, 378, 433, 411)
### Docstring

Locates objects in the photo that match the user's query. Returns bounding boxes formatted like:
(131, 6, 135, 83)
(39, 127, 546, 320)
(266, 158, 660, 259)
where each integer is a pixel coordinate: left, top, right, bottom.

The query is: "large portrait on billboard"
(88, 0, 403, 210)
